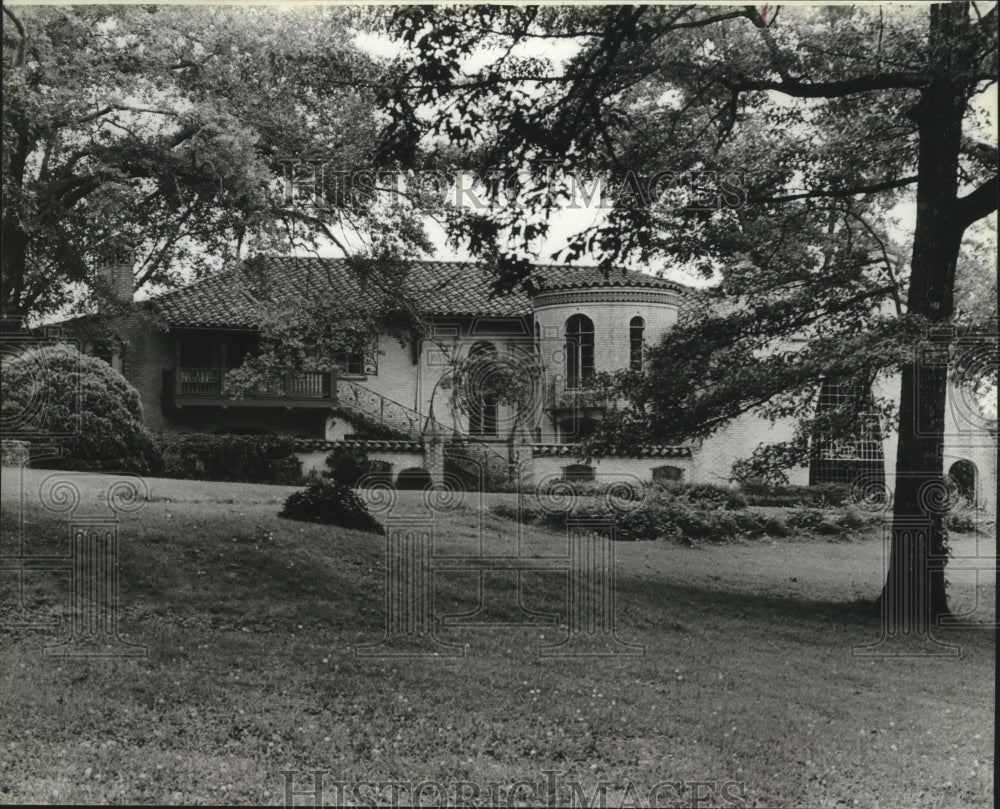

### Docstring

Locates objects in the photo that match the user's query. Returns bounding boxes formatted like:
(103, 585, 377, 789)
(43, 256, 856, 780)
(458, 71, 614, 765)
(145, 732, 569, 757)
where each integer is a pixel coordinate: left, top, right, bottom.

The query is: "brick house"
(59, 256, 996, 505)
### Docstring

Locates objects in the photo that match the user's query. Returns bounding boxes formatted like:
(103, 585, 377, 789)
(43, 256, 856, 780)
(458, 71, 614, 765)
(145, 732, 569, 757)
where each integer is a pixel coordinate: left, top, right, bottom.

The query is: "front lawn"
(0, 469, 993, 807)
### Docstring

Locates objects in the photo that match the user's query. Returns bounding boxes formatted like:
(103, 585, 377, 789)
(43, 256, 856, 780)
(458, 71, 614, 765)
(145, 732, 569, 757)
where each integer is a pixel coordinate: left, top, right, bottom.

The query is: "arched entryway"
(948, 460, 978, 503)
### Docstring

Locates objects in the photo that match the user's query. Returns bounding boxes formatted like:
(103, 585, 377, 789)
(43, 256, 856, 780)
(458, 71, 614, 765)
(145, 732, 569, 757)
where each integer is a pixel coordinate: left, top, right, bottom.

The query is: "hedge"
(157, 434, 302, 484)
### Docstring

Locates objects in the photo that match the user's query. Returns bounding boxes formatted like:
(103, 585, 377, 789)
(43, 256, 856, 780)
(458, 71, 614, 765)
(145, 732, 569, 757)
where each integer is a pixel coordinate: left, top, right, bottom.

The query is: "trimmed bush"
(157, 434, 302, 484)
(324, 445, 370, 487)
(1, 343, 162, 474)
(279, 479, 384, 533)
(324, 447, 395, 488)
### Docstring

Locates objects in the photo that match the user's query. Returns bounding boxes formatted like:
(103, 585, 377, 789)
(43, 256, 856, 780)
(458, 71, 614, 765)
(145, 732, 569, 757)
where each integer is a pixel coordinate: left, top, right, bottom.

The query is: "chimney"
(96, 248, 135, 310)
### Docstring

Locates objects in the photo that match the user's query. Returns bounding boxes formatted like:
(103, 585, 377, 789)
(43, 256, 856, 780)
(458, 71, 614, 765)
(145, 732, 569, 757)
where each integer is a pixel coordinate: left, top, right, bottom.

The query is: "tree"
(2, 5, 401, 320)
(447, 339, 541, 445)
(0, 343, 163, 474)
(379, 3, 998, 626)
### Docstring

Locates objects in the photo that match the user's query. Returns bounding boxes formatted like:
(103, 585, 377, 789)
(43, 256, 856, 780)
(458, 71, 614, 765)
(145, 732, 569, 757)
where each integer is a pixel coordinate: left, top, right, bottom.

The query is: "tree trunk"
(878, 3, 971, 631)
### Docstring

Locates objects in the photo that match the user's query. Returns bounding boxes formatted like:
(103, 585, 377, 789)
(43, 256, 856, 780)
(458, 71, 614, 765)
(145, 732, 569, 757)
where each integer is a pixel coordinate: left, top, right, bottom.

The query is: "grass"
(0, 468, 994, 807)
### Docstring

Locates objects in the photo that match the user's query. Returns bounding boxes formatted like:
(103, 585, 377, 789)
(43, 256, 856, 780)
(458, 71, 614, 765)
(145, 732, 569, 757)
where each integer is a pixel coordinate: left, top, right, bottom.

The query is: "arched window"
(948, 460, 978, 503)
(467, 341, 498, 437)
(629, 316, 644, 371)
(562, 463, 595, 482)
(565, 314, 595, 389)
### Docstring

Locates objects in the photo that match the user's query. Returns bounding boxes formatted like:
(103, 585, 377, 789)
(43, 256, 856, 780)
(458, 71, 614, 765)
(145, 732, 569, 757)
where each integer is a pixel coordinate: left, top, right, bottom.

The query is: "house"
(58, 256, 996, 506)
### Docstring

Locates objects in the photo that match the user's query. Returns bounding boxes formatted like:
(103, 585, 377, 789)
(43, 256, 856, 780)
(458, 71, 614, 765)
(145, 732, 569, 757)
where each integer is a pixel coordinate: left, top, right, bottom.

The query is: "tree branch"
(955, 175, 998, 229)
(3, 5, 27, 67)
(723, 72, 928, 98)
(750, 175, 919, 204)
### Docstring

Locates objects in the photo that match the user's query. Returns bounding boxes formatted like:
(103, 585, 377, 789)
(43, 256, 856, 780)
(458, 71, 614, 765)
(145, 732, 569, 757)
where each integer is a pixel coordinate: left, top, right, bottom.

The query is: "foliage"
(1, 5, 414, 319)
(654, 482, 749, 511)
(740, 482, 854, 509)
(0, 439, 30, 467)
(222, 255, 429, 400)
(1, 342, 162, 474)
(785, 507, 875, 537)
(495, 489, 788, 546)
(379, 3, 998, 619)
(278, 478, 384, 534)
(946, 498, 994, 534)
(324, 445, 369, 487)
(158, 433, 302, 485)
(445, 342, 541, 440)
(323, 446, 393, 488)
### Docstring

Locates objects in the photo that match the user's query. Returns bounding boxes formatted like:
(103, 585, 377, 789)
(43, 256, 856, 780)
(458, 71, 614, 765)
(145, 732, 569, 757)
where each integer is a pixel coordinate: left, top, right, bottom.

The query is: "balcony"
(164, 367, 337, 409)
(544, 378, 607, 413)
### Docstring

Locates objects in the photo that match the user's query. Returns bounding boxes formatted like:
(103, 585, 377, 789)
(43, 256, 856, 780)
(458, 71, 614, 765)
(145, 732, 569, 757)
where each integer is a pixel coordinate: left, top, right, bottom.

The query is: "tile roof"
(149, 257, 691, 327)
(531, 443, 692, 458)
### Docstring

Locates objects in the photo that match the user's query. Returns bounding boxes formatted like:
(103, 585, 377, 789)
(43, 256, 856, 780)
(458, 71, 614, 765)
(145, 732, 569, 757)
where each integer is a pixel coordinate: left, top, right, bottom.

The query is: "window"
(809, 379, 885, 486)
(87, 340, 124, 374)
(629, 316, 644, 371)
(565, 314, 595, 389)
(467, 341, 498, 437)
(652, 465, 684, 483)
(336, 335, 378, 376)
(336, 348, 365, 376)
(534, 321, 541, 355)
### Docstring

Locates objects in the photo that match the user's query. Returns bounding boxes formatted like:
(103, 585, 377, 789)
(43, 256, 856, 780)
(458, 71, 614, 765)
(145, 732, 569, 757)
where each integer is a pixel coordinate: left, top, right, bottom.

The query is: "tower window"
(565, 314, 595, 389)
(629, 316, 644, 371)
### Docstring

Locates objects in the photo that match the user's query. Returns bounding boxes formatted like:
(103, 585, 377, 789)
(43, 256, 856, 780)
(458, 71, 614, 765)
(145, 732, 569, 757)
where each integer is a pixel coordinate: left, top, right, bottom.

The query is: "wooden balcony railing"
(167, 367, 336, 407)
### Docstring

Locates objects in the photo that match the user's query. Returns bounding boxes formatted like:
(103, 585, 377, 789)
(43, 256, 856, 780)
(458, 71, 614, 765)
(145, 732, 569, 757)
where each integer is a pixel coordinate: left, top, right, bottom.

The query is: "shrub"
(1, 343, 162, 474)
(279, 479, 384, 533)
(786, 506, 874, 537)
(396, 467, 433, 490)
(742, 482, 853, 508)
(494, 489, 788, 545)
(158, 434, 302, 484)
(324, 446, 370, 487)
(946, 499, 992, 534)
(1, 439, 30, 467)
(655, 482, 748, 510)
(362, 459, 394, 488)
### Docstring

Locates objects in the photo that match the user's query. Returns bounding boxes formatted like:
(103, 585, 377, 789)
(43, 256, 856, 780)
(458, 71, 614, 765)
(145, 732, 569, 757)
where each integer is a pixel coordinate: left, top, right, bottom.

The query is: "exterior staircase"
(336, 378, 443, 439)
(335, 378, 512, 482)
